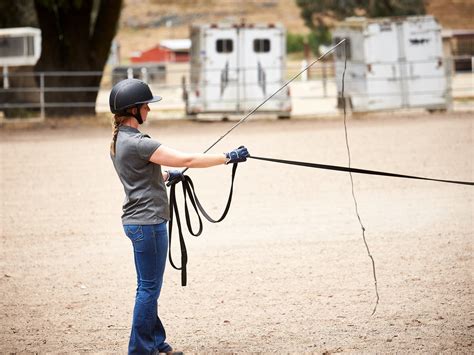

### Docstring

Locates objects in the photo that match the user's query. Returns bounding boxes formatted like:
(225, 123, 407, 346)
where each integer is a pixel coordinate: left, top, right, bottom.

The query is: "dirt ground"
(0, 112, 473, 353)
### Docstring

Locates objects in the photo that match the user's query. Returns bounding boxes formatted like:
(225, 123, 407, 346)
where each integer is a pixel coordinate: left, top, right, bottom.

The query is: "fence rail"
(1, 59, 472, 120)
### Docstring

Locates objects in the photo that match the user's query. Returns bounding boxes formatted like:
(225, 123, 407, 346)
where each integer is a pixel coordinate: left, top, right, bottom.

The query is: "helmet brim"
(137, 95, 162, 105)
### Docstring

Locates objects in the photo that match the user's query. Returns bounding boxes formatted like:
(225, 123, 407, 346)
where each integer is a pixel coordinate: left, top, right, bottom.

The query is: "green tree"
(296, 0, 426, 52)
(0, 0, 122, 117)
(287, 32, 305, 53)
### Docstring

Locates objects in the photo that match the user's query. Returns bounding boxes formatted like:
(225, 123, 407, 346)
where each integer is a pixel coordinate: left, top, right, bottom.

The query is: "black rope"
(168, 163, 238, 286)
(248, 153, 472, 316)
(247, 156, 474, 186)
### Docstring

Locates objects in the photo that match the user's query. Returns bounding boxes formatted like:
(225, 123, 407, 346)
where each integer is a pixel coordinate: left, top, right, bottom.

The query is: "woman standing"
(109, 78, 249, 354)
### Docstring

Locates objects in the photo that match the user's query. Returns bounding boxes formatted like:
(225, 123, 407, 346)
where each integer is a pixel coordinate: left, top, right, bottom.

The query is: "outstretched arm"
(150, 145, 227, 168)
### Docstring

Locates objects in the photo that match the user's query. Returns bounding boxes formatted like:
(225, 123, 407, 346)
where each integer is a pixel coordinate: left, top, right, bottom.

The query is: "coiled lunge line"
(168, 163, 238, 286)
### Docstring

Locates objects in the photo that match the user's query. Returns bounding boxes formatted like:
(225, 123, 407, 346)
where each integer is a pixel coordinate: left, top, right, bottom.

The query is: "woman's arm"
(150, 145, 227, 168)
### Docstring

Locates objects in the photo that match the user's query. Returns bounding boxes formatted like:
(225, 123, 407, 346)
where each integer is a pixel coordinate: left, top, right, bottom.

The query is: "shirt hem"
(121, 217, 170, 225)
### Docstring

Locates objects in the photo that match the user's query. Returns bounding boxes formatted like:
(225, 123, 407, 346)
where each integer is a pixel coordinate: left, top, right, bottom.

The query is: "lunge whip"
(180, 39, 348, 174)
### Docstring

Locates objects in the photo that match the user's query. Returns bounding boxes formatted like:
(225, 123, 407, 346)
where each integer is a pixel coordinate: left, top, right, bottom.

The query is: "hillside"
(426, 0, 474, 30)
(115, 0, 474, 60)
(116, 0, 308, 60)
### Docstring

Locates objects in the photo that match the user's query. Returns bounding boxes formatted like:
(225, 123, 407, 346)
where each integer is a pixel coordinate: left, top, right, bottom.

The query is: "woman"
(109, 78, 249, 354)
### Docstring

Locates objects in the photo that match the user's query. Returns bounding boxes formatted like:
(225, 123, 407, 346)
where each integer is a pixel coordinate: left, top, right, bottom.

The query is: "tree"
(0, 0, 122, 117)
(34, 0, 122, 116)
(0, 0, 37, 28)
(296, 0, 426, 51)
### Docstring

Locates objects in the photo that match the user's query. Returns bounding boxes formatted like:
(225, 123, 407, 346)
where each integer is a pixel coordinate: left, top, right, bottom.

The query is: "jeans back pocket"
(124, 225, 144, 242)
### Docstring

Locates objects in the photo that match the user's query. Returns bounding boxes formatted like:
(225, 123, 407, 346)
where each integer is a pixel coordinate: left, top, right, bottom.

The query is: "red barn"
(130, 39, 190, 63)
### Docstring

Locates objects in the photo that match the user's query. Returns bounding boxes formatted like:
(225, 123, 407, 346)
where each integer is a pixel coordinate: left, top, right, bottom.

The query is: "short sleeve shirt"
(111, 125, 170, 224)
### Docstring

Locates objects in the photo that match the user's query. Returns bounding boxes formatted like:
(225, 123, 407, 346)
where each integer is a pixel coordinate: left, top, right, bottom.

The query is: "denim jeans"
(123, 222, 171, 355)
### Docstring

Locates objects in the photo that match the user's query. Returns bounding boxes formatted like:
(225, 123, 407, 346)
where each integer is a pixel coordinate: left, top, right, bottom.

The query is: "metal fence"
(0, 59, 472, 120)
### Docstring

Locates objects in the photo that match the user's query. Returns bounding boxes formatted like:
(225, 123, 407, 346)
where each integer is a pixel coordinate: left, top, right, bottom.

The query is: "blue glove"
(166, 169, 184, 186)
(225, 146, 249, 164)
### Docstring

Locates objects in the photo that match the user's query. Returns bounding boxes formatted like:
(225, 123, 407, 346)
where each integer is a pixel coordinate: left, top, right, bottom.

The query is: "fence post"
(446, 56, 453, 112)
(3, 66, 9, 89)
(303, 39, 311, 80)
(40, 73, 45, 120)
(141, 67, 148, 84)
(300, 60, 308, 81)
(322, 61, 328, 97)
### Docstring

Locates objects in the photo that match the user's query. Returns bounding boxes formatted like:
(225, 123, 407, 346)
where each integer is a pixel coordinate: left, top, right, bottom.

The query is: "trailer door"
(365, 21, 404, 110)
(239, 27, 285, 112)
(399, 18, 446, 108)
(204, 27, 238, 111)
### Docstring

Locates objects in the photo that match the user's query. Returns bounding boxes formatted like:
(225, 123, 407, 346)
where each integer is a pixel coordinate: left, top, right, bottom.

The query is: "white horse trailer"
(333, 16, 451, 112)
(183, 23, 291, 118)
(0, 27, 41, 67)
(0, 27, 41, 90)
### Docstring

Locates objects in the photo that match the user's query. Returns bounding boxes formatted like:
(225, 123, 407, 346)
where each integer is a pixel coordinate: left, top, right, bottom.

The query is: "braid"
(110, 114, 125, 156)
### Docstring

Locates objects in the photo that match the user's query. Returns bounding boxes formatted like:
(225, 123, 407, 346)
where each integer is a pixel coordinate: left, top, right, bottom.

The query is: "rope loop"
(168, 163, 238, 286)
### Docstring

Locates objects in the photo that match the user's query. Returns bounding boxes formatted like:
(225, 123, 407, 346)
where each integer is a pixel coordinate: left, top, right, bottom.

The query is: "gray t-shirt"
(111, 125, 170, 225)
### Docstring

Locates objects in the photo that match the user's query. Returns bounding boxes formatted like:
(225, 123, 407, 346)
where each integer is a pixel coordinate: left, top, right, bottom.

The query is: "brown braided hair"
(110, 114, 126, 156)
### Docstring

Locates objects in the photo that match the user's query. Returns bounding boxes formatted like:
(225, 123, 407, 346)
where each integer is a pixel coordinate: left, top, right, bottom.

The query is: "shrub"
(286, 32, 306, 53)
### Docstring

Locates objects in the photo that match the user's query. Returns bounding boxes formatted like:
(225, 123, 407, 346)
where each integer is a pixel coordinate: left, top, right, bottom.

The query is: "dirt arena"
(0, 112, 472, 353)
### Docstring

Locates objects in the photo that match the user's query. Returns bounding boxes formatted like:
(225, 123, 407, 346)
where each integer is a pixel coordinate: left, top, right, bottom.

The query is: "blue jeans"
(123, 222, 171, 355)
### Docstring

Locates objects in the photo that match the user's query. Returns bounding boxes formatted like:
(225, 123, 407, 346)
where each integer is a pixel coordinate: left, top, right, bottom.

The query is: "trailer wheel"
(185, 112, 198, 120)
(427, 108, 447, 114)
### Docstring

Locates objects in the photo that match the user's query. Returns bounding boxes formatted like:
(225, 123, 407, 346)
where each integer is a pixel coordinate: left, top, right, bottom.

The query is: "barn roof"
(159, 39, 191, 51)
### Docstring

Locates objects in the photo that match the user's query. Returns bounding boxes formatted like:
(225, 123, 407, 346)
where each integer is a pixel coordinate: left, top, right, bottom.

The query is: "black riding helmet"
(109, 78, 162, 124)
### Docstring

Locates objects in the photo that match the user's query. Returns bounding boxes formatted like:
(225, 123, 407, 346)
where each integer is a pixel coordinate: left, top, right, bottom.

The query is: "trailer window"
(0, 36, 27, 57)
(334, 37, 351, 59)
(216, 39, 233, 53)
(254, 39, 270, 53)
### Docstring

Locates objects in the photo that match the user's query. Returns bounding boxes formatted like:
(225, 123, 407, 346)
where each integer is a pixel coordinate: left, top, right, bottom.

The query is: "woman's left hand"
(166, 170, 184, 186)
